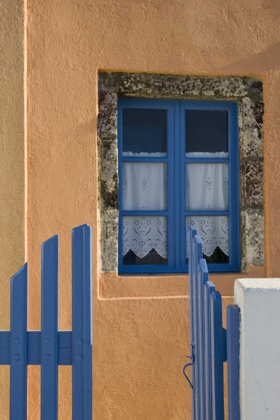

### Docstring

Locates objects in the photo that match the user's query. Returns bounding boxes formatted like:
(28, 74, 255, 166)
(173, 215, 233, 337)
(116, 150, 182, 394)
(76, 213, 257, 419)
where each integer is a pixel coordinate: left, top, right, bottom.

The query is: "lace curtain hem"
(122, 152, 229, 260)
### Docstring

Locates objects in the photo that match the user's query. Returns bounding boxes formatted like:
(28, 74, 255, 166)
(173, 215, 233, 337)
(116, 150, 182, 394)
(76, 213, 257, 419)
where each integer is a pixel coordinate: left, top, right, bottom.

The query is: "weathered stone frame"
(98, 72, 264, 273)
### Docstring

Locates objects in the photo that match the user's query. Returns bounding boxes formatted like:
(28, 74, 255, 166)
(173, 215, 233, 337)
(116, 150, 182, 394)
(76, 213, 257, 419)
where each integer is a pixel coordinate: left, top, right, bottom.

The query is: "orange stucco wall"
(0, 0, 26, 417)
(1, 0, 280, 418)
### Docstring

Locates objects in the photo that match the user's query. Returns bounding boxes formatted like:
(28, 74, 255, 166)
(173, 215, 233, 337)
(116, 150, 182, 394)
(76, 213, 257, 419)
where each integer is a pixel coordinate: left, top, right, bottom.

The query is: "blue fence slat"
(227, 305, 240, 420)
(210, 291, 224, 420)
(82, 225, 93, 418)
(189, 226, 197, 420)
(198, 259, 207, 419)
(204, 281, 215, 420)
(191, 235, 199, 420)
(41, 235, 58, 420)
(189, 226, 197, 345)
(72, 224, 92, 420)
(10, 263, 28, 420)
(193, 235, 202, 420)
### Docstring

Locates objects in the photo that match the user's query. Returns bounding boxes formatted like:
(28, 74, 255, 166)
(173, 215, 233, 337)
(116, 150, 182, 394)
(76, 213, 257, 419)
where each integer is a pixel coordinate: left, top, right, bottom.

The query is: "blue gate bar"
(41, 235, 59, 420)
(189, 226, 197, 345)
(193, 235, 202, 420)
(0, 331, 72, 365)
(210, 291, 224, 420)
(82, 225, 93, 418)
(10, 263, 28, 420)
(189, 226, 197, 420)
(227, 305, 240, 420)
(204, 280, 215, 420)
(72, 224, 93, 420)
(198, 259, 208, 420)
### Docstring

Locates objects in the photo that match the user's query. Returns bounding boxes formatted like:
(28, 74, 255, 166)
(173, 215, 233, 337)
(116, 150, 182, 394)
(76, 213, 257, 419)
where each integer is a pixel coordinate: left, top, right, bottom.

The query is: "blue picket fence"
(184, 226, 240, 420)
(0, 224, 92, 420)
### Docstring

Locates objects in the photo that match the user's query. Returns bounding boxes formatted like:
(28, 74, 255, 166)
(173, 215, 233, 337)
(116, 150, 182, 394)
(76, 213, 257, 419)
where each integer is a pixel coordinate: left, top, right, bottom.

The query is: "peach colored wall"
(26, 0, 279, 419)
(1, 0, 280, 418)
(0, 0, 26, 417)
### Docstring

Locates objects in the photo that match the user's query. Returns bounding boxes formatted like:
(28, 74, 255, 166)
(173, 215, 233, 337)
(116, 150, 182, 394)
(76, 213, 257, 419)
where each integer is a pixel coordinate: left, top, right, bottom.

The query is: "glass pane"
(123, 108, 167, 156)
(123, 162, 167, 210)
(186, 216, 229, 264)
(185, 110, 228, 155)
(123, 216, 167, 265)
(186, 163, 228, 210)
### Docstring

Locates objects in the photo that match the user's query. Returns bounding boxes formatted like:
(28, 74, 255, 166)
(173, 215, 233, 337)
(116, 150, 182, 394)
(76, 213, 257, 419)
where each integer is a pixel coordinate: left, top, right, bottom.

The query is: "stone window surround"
(98, 71, 264, 274)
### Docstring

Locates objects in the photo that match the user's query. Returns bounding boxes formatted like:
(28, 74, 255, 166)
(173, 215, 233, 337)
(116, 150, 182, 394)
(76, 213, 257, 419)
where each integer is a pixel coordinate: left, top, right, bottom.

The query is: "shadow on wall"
(217, 42, 280, 73)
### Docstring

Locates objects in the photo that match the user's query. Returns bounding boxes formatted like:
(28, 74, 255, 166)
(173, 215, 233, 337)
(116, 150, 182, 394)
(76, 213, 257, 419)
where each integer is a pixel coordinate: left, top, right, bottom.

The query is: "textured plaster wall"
(0, 0, 26, 417)
(1, 0, 279, 418)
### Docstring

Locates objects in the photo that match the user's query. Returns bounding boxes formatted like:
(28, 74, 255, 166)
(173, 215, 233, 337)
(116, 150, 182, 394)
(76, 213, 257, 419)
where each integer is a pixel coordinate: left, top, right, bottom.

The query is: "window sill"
(99, 266, 266, 299)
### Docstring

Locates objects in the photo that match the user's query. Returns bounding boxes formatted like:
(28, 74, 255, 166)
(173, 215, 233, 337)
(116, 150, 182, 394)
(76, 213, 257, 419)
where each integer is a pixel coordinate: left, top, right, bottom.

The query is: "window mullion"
(173, 102, 181, 268)
(166, 103, 176, 270)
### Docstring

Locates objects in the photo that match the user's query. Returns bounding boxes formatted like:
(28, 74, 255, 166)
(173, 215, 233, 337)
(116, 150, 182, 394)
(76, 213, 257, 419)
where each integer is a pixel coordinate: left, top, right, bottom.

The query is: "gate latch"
(183, 343, 194, 390)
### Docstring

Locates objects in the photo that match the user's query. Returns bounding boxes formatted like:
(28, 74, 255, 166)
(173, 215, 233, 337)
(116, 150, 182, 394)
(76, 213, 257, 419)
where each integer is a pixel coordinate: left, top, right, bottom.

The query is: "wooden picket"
(185, 226, 240, 420)
(0, 224, 92, 419)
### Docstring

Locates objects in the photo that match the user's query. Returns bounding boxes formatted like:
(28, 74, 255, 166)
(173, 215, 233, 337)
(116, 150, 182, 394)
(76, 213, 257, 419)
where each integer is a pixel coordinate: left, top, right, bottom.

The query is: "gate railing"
(0, 224, 92, 420)
(184, 226, 240, 420)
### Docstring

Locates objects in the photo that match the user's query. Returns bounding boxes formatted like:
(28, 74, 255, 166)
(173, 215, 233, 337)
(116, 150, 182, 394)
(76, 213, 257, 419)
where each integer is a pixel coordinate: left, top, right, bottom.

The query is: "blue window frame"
(118, 98, 239, 274)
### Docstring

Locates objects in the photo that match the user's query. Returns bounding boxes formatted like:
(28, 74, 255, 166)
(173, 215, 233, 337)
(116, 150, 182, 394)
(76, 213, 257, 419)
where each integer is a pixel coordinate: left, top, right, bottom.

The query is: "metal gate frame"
(184, 226, 240, 420)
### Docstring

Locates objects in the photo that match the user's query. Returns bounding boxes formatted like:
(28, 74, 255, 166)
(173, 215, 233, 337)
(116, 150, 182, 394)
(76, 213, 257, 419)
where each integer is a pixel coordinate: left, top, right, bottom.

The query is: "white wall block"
(235, 278, 280, 420)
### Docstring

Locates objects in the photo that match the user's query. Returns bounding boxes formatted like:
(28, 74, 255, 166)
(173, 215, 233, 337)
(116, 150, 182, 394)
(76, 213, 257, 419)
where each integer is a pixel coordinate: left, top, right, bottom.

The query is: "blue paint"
(0, 331, 73, 366)
(118, 98, 239, 274)
(227, 305, 241, 420)
(188, 226, 197, 420)
(72, 225, 93, 420)
(10, 263, 28, 420)
(41, 235, 58, 420)
(82, 225, 93, 419)
(187, 226, 240, 420)
(0, 225, 92, 419)
(210, 291, 225, 420)
(118, 98, 176, 273)
(193, 235, 203, 420)
(204, 280, 215, 420)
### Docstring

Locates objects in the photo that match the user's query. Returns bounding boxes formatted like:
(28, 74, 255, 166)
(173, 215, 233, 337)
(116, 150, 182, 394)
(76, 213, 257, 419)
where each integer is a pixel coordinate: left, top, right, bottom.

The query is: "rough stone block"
(241, 159, 264, 208)
(241, 209, 264, 269)
(100, 209, 118, 272)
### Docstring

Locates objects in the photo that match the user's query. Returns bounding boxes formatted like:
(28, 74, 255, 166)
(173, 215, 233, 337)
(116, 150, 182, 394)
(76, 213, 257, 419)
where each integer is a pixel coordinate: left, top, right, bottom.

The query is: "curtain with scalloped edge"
(122, 152, 229, 259)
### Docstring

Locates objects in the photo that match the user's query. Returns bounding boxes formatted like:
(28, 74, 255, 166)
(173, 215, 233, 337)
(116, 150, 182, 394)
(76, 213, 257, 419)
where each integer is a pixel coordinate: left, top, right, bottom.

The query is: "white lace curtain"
(122, 152, 229, 259)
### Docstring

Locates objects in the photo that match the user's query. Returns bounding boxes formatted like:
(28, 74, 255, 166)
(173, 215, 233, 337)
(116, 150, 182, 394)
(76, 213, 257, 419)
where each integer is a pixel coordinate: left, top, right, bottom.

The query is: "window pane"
(123, 108, 167, 155)
(186, 216, 229, 264)
(186, 163, 229, 210)
(123, 162, 167, 210)
(123, 216, 167, 265)
(185, 110, 228, 154)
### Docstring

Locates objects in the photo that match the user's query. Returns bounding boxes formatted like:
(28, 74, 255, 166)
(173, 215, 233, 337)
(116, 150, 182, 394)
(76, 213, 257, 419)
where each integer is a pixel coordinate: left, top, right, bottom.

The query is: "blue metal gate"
(184, 226, 240, 420)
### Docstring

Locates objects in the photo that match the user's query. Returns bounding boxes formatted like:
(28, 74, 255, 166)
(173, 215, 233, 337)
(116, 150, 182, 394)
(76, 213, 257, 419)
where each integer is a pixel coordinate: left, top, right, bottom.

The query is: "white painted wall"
(235, 278, 280, 420)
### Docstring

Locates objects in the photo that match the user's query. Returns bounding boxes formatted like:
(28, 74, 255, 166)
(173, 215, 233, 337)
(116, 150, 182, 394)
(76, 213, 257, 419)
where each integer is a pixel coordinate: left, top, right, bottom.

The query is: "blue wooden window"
(118, 98, 239, 274)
